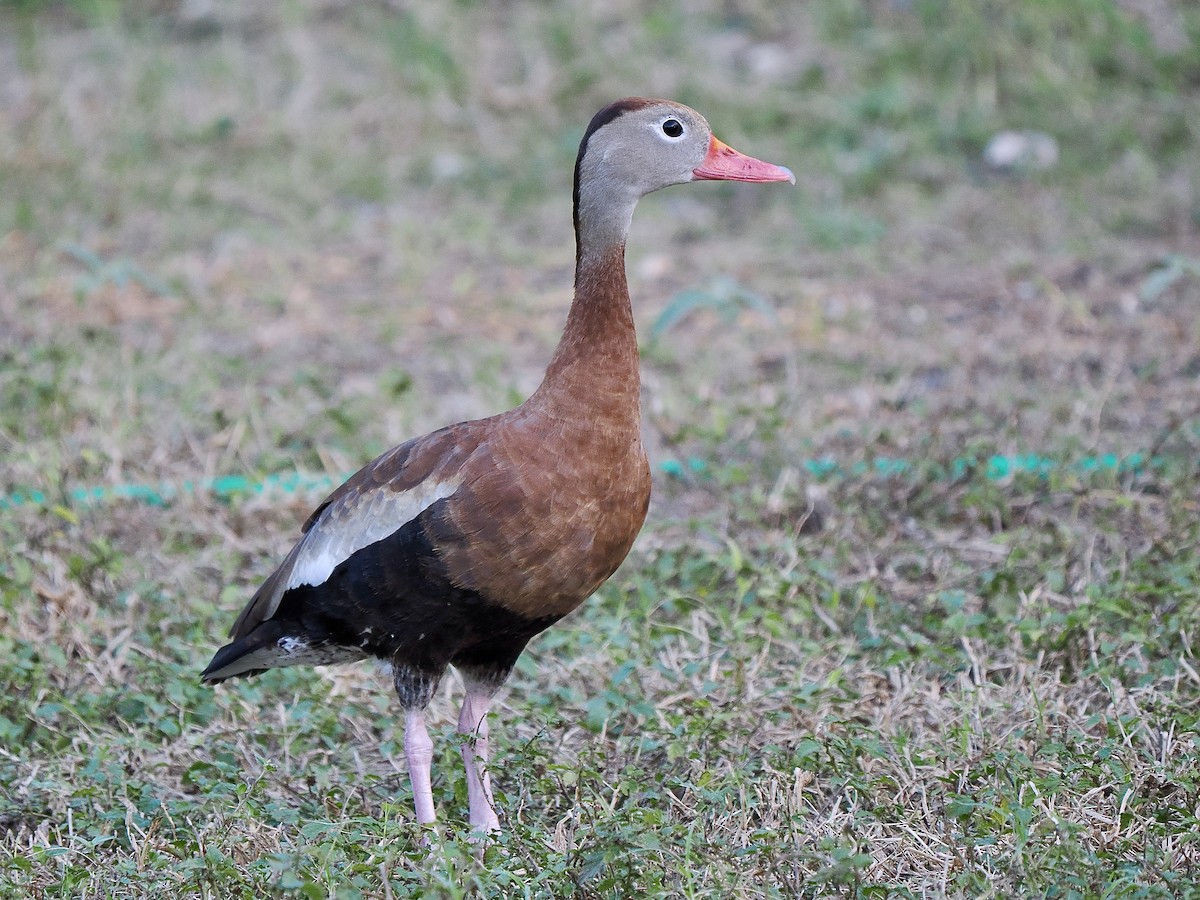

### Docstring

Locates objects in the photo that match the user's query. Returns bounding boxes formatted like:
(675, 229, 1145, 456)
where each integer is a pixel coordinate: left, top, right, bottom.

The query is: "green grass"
(2, 0, 1200, 896)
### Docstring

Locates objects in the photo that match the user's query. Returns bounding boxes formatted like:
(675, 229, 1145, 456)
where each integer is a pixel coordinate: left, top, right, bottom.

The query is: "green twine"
(0, 451, 1168, 512)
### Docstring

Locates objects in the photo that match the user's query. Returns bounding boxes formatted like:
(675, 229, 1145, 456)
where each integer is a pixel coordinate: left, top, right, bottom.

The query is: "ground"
(1, 1, 1199, 897)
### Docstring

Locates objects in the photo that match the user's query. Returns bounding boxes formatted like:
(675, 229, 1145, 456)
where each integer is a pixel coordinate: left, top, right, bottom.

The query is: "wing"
(227, 422, 486, 641)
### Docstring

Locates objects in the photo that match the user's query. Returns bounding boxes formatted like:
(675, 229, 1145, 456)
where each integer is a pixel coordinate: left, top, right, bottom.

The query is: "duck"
(202, 98, 793, 834)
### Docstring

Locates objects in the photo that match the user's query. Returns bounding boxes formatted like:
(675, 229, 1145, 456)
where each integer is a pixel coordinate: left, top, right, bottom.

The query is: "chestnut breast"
(432, 405, 651, 620)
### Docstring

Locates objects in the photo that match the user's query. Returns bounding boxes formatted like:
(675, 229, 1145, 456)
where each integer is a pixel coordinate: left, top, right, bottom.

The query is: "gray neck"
(574, 171, 639, 275)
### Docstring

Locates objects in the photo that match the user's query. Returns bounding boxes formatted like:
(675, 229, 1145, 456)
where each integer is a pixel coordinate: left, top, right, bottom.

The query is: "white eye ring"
(660, 118, 685, 139)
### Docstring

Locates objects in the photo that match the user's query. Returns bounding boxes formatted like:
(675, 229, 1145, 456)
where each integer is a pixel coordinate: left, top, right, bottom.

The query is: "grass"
(2, 0, 1200, 896)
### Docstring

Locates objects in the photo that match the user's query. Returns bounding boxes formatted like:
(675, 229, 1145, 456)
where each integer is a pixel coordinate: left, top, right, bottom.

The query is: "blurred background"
(2, 0, 1200, 489)
(1, 0, 1199, 894)
(3, 0, 1197, 497)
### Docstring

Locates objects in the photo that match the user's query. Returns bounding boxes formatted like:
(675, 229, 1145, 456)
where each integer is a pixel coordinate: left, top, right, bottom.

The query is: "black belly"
(274, 504, 562, 697)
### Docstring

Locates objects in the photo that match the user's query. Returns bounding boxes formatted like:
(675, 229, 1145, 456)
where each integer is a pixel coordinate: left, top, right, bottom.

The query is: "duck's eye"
(661, 119, 684, 138)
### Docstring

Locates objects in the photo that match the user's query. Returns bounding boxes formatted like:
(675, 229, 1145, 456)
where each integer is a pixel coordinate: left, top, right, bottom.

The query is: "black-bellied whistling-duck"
(202, 98, 793, 833)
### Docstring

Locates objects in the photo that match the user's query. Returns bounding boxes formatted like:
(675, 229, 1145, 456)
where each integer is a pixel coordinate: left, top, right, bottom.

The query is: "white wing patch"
(286, 476, 462, 590)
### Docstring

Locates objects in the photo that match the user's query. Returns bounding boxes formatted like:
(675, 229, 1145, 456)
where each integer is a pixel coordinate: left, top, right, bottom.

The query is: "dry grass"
(2, 1, 1200, 897)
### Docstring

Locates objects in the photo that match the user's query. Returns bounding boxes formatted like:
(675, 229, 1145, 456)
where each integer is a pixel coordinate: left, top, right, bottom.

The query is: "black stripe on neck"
(572, 98, 655, 267)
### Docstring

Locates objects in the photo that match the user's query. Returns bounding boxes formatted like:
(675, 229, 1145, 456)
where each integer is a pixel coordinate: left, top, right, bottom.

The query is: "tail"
(201, 620, 288, 683)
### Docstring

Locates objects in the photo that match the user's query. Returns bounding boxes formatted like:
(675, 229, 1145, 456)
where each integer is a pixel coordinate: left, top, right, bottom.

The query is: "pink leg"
(404, 707, 437, 826)
(457, 685, 500, 833)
